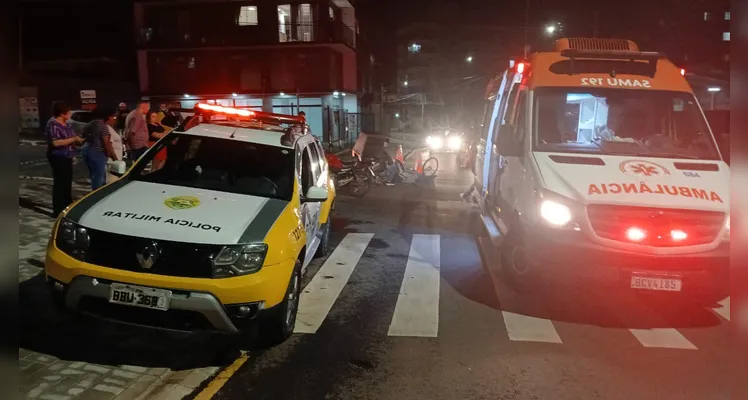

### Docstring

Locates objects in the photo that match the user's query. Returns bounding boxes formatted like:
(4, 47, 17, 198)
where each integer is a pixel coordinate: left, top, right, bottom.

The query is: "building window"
(704, 12, 711, 21)
(238, 6, 258, 26)
(278, 5, 291, 42)
(725, 11, 731, 20)
(723, 32, 730, 41)
(278, 4, 314, 43)
(329, 6, 335, 20)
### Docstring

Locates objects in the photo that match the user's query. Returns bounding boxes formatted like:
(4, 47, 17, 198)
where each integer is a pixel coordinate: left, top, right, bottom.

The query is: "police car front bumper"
(47, 275, 269, 333)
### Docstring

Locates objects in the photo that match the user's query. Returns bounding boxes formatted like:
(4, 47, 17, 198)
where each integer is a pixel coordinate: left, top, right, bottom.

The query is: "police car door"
(300, 145, 321, 261)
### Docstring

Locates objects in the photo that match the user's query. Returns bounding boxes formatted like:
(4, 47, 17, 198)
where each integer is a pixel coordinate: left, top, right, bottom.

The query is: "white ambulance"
(472, 38, 729, 300)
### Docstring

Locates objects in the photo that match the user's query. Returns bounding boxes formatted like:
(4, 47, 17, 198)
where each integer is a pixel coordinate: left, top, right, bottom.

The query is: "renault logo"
(136, 241, 161, 270)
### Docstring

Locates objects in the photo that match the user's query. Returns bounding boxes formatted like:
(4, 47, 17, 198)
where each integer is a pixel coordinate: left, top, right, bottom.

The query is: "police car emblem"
(136, 241, 161, 269)
(164, 196, 201, 210)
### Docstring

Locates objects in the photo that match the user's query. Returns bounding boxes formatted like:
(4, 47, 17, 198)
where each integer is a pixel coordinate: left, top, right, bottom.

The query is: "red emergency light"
(516, 62, 526, 74)
(194, 103, 306, 125)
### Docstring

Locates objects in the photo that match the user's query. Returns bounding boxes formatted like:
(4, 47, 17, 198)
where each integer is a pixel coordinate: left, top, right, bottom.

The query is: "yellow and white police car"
(45, 103, 336, 343)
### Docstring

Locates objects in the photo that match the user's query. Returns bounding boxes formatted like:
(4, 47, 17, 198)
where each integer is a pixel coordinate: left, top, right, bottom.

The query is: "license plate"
(108, 283, 172, 311)
(630, 276, 682, 292)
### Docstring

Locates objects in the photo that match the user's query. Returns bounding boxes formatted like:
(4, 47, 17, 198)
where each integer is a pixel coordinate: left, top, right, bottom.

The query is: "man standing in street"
(125, 100, 150, 162)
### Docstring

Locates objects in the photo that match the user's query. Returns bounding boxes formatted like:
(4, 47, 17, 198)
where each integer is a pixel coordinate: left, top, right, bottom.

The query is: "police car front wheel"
(259, 259, 302, 344)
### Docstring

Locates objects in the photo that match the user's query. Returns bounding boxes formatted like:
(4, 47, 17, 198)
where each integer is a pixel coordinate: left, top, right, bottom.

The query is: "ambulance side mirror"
(496, 124, 523, 157)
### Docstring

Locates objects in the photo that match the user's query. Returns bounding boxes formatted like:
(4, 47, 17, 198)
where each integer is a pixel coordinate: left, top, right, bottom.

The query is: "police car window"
(307, 144, 322, 180)
(533, 88, 720, 160)
(301, 148, 314, 193)
(129, 134, 296, 201)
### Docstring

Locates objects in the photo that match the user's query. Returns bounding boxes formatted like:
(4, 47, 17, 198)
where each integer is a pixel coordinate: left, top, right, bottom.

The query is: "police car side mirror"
(108, 160, 127, 176)
(303, 186, 328, 203)
(496, 124, 523, 157)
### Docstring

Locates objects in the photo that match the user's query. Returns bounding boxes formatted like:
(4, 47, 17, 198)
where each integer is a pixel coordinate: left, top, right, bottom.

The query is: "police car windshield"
(533, 88, 721, 161)
(130, 134, 295, 201)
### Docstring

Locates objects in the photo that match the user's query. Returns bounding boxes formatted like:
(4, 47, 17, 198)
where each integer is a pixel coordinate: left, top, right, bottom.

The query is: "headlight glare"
(213, 243, 267, 278)
(539, 200, 572, 227)
(447, 136, 462, 150)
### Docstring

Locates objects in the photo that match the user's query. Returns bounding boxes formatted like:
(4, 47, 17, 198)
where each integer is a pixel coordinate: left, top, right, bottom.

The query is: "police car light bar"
(195, 103, 306, 125)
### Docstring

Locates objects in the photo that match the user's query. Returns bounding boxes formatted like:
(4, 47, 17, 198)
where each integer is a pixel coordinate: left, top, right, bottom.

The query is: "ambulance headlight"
(447, 135, 462, 150)
(537, 190, 579, 229)
(55, 218, 90, 260)
(427, 135, 443, 149)
(213, 243, 267, 278)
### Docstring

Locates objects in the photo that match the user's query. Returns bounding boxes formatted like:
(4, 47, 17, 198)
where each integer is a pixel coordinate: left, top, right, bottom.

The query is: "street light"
(403, 81, 409, 87)
(395, 113, 400, 118)
(466, 56, 473, 63)
(545, 25, 556, 35)
(708, 87, 722, 92)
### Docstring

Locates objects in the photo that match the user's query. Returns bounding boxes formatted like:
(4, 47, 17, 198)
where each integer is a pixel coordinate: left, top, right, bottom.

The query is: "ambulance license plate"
(109, 283, 172, 311)
(630, 276, 682, 292)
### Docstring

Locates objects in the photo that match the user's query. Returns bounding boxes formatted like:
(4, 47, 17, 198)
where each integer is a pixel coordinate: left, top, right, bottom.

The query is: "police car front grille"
(86, 229, 220, 279)
(586, 205, 725, 247)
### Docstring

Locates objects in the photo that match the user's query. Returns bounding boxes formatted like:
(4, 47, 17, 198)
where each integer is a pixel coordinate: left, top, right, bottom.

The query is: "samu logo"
(619, 160, 671, 177)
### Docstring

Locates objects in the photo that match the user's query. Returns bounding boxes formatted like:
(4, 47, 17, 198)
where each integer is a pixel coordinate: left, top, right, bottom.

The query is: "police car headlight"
(55, 218, 90, 260)
(213, 243, 268, 278)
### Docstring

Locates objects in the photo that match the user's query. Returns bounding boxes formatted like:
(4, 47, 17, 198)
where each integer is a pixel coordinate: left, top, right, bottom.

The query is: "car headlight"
(212, 243, 268, 278)
(447, 135, 462, 150)
(426, 135, 443, 149)
(55, 218, 90, 260)
(540, 200, 572, 226)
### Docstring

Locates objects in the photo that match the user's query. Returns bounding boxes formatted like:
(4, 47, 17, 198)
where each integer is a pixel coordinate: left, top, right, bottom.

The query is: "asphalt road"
(17, 149, 732, 400)
(208, 153, 729, 400)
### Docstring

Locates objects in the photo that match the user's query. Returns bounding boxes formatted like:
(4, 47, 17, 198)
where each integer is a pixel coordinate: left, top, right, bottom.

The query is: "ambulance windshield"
(533, 88, 721, 161)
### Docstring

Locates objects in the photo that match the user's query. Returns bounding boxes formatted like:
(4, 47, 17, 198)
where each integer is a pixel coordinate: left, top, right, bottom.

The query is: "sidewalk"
(19, 180, 228, 400)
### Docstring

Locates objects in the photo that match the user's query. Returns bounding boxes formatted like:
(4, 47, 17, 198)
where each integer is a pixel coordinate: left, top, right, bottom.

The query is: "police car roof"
(179, 123, 295, 149)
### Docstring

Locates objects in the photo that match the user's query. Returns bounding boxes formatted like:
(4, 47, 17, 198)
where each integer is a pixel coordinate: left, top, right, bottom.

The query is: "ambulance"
(472, 38, 729, 299)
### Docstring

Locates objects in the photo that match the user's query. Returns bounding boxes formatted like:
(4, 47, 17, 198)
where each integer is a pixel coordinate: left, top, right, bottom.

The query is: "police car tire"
(315, 222, 331, 258)
(260, 260, 302, 344)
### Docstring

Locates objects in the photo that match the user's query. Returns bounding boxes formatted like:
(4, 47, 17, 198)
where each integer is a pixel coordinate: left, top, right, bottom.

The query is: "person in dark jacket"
(82, 107, 120, 190)
(45, 101, 84, 216)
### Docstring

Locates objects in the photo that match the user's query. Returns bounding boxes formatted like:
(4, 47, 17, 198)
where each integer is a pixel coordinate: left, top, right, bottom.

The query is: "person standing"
(147, 110, 172, 171)
(116, 102, 129, 133)
(82, 107, 119, 190)
(106, 111, 125, 184)
(45, 101, 84, 217)
(124, 100, 150, 163)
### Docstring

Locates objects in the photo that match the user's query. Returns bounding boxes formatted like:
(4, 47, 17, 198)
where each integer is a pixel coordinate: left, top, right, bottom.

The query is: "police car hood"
(68, 180, 289, 244)
(533, 152, 730, 212)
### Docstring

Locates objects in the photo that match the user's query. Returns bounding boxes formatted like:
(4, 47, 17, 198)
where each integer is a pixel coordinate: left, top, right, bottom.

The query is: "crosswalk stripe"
(294, 233, 374, 334)
(713, 297, 730, 321)
(388, 234, 441, 337)
(629, 328, 697, 350)
(501, 312, 563, 343)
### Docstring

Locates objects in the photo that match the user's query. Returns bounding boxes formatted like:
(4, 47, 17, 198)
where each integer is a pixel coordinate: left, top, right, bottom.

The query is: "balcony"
(138, 21, 355, 51)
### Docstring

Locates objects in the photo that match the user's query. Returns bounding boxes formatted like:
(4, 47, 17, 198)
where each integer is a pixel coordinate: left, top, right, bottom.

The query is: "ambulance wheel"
(315, 222, 331, 258)
(260, 259, 302, 345)
(500, 228, 533, 292)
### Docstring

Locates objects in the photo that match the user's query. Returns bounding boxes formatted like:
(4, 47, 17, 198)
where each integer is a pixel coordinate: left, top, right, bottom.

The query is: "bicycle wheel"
(421, 157, 439, 177)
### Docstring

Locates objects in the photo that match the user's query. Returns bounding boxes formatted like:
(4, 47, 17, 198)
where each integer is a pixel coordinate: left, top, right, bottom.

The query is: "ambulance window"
(480, 97, 497, 140)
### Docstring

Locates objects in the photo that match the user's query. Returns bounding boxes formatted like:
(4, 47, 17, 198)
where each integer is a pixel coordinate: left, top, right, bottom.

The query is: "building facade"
(134, 0, 362, 146)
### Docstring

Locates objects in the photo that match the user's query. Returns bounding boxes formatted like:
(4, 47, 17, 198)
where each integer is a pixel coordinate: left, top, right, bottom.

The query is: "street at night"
(16, 0, 735, 399)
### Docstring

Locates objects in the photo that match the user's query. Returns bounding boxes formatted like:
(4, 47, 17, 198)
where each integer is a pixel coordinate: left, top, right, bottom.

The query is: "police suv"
(45, 103, 336, 343)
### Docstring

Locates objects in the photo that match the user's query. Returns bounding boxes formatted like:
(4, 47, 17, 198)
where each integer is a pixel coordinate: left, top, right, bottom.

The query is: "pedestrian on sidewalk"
(124, 100, 150, 164)
(147, 110, 172, 171)
(45, 101, 84, 217)
(82, 107, 120, 190)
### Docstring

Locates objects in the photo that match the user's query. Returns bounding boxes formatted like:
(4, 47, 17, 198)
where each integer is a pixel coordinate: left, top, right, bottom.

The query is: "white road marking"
(713, 297, 730, 321)
(388, 234, 441, 337)
(501, 311, 563, 343)
(294, 233, 374, 334)
(629, 328, 697, 350)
